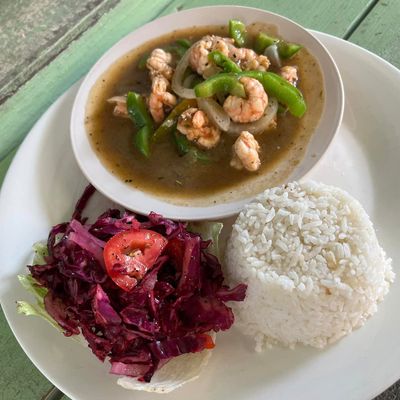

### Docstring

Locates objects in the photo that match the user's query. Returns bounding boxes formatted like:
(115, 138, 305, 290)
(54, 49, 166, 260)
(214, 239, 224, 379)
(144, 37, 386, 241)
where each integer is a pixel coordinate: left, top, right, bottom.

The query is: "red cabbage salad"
(17, 185, 246, 382)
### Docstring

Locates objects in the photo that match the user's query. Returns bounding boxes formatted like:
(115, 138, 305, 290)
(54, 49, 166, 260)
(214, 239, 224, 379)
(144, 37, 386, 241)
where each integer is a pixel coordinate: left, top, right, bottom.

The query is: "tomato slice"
(202, 334, 215, 350)
(103, 229, 168, 291)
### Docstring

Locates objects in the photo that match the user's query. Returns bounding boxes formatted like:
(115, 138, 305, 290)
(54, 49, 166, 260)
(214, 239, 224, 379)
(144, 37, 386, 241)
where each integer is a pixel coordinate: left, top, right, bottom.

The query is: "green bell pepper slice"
(229, 19, 246, 47)
(173, 130, 210, 162)
(126, 91, 154, 157)
(194, 71, 306, 118)
(175, 38, 191, 49)
(242, 71, 306, 117)
(133, 125, 152, 158)
(254, 32, 279, 53)
(126, 92, 153, 129)
(152, 99, 197, 143)
(208, 51, 241, 73)
(165, 39, 192, 58)
(194, 74, 245, 98)
(173, 130, 190, 156)
(277, 42, 302, 59)
(255, 32, 302, 59)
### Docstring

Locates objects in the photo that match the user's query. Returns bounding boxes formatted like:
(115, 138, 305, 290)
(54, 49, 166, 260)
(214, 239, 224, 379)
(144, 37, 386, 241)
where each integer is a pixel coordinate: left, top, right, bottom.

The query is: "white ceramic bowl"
(70, 5, 344, 220)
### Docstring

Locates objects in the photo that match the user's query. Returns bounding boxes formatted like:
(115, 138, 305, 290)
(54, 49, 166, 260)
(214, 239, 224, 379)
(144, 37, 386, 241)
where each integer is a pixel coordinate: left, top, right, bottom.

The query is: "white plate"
(0, 32, 399, 400)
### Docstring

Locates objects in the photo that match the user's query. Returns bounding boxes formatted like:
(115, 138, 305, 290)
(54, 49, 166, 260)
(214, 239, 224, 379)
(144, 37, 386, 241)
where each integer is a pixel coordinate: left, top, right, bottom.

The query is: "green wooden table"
(0, 1, 399, 399)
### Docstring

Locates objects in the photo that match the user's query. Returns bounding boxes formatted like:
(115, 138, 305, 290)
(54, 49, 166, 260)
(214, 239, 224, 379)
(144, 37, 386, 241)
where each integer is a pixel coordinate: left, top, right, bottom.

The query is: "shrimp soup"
(85, 23, 324, 205)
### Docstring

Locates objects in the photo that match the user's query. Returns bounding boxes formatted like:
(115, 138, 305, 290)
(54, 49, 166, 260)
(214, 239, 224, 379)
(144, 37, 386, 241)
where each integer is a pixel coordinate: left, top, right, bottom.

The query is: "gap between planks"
(342, 0, 380, 40)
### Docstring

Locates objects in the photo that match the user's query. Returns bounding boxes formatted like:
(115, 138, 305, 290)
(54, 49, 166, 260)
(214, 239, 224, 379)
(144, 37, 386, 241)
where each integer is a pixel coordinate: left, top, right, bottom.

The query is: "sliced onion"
(107, 95, 126, 103)
(107, 96, 129, 118)
(197, 98, 230, 132)
(202, 64, 221, 78)
(171, 45, 197, 99)
(264, 44, 282, 68)
(183, 74, 196, 88)
(227, 97, 278, 136)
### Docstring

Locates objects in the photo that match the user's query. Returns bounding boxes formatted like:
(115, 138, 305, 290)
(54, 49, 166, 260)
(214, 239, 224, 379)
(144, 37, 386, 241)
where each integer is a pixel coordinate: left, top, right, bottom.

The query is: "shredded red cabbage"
(28, 185, 246, 382)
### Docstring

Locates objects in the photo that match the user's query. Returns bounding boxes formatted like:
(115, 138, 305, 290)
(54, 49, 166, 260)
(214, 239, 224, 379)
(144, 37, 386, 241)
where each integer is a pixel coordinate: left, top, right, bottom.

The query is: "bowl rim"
(70, 5, 344, 221)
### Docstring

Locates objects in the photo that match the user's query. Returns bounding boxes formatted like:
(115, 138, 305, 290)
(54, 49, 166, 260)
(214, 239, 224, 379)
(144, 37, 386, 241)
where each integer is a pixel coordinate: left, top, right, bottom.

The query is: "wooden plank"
(0, 0, 119, 103)
(0, 308, 55, 399)
(0, 148, 16, 185)
(349, 0, 400, 68)
(0, 0, 170, 161)
(160, 0, 375, 36)
(375, 382, 400, 399)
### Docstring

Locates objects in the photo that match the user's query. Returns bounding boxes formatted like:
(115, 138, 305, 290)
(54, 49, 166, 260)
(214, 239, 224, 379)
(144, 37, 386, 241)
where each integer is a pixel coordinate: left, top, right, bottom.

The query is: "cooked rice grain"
(225, 181, 394, 350)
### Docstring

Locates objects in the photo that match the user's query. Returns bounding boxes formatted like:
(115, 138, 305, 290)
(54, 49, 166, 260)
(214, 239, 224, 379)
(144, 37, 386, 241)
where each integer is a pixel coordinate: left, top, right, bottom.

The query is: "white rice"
(225, 181, 394, 350)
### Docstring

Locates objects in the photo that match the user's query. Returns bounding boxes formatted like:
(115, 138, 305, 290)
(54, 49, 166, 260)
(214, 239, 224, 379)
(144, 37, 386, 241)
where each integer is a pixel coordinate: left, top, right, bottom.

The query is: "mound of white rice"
(225, 181, 394, 350)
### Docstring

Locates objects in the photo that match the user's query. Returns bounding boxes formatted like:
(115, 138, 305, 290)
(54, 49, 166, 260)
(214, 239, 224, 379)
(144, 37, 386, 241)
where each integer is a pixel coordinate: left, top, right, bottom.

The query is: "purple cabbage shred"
(28, 184, 246, 382)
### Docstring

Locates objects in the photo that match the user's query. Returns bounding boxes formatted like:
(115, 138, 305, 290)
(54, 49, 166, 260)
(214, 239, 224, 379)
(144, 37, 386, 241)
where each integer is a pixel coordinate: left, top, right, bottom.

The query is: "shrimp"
(109, 49, 176, 123)
(230, 131, 261, 171)
(177, 107, 221, 149)
(146, 48, 177, 123)
(229, 47, 270, 71)
(223, 77, 268, 123)
(280, 65, 298, 86)
(243, 54, 270, 71)
(107, 96, 128, 118)
(189, 35, 233, 77)
(190, 35, 271, 76)
(148, 75, 177, 123)
(146, 48, 174, 80)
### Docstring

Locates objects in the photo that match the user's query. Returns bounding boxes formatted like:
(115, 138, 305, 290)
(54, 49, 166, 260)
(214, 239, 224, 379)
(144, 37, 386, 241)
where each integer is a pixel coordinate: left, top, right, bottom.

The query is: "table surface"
(0, 0, 399, 399)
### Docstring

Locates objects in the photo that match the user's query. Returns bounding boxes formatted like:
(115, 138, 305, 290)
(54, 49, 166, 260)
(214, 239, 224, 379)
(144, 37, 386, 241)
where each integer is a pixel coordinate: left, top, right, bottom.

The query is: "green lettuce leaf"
(16, 242, 62, 333)
(188, 221, 223, 258)
(32, 241, 48, 265)
(18, 273, 47, 303)
(16, 300, 62, 332)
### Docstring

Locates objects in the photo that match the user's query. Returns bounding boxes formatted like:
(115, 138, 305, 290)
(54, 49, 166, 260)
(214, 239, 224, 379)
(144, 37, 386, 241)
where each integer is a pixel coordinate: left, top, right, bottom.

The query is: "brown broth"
(86, 25, 324, 206)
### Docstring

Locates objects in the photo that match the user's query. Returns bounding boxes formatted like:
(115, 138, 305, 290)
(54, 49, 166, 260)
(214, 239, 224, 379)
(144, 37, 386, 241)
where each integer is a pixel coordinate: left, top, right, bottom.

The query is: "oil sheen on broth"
(85, 25, 324, 204)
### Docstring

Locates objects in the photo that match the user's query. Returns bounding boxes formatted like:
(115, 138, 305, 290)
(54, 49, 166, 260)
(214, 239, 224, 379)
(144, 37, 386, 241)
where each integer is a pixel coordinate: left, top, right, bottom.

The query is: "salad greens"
(17, 185, 246, 382)
(17, 244, 62, 332)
